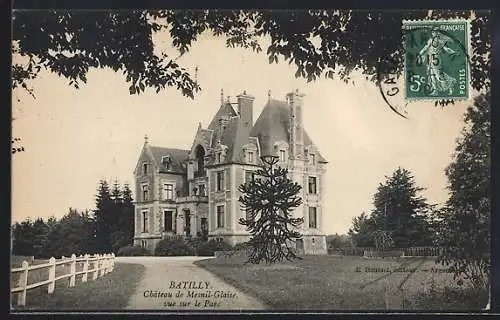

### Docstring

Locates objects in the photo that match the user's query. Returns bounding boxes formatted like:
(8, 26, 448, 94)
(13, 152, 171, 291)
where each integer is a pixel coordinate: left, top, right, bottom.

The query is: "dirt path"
(117, 256, 266, 310)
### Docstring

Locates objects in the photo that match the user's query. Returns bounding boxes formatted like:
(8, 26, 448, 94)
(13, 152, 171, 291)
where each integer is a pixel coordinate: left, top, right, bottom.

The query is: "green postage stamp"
(402, 20, 470, 100)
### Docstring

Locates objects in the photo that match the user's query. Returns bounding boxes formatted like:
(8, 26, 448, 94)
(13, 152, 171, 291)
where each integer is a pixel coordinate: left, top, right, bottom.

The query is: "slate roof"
(148, 146, 190, 173)
(249, 99, 327, 163)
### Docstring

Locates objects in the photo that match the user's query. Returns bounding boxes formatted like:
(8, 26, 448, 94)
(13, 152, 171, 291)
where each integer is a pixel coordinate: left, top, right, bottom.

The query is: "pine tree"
(122, 183, 135, 246)
(370, 167, 433, 248)
(94, 180, 113, 253)
(109, 180, 124, 252)
(238, 156, 304, 264)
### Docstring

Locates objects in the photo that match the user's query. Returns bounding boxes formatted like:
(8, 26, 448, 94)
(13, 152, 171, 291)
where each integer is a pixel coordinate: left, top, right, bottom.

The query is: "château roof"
(148, 146, 190, 173)
(249, 99, 327, 162)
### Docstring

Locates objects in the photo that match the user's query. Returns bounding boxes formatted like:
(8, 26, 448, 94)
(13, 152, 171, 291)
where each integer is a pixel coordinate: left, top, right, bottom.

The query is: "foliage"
(11, 10, 490, 153)
(326, 234, 351, 254)
(238, 156, 304, 264)
(433, 93, 490, 289)
(348, 212, 376, 247)
(415, 284, 489, 310)
(373, 230, 395, 252)
(348, 168, 434, 248)
(154, 238, 194, 256)
(11, 179, 134, 258)
(12, 10, 490, 99)
(12, 208, 97, 258)
(93, 179, 135, 254)
(232, 241, 251, 251)
(12, 10, 200, 99)
(42, 208, 97, 258)
(116, 245, 150, 256)
(196, 239, 233, 256)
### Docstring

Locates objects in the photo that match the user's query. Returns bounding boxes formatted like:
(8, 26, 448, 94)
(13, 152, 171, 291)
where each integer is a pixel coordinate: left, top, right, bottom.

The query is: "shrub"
(154, 238, 194, 256)
(117, 245, 150, 256)
(196, 239, 232, 256)
(232, 241, 250, 252)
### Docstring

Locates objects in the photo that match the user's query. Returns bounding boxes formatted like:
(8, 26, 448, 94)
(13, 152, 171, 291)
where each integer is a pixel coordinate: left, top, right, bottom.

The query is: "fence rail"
(11, 253, 115, 306)
(333, 247, 444, 257)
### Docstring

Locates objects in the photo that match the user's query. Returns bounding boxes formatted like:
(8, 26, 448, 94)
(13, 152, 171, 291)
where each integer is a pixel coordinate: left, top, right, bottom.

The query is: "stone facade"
(133, 89, 328, 255)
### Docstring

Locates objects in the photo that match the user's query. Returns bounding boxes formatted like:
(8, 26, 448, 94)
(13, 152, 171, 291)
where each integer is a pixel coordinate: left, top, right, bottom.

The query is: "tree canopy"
(433, 92, 490, 289)
(348, 167, 434, 248)
(12, 10, 491, 99)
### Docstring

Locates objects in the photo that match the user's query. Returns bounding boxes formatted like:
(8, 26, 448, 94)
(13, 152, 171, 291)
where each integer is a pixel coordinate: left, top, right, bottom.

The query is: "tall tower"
(287, 89, 305, 159)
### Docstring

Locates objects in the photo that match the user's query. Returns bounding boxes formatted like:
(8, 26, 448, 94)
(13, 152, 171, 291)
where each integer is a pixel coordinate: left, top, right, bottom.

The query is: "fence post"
(93, 254, 99, 280)
(102, 254, 107, 274)
(82, 254, 89, 283)
(105, 254, 110, 274)
(69, 254, 76, 287)
(16, 261, 29, 306)
(47, 257, 56, 294)
(100, 255, 106, 276)
(110, 253, 115, 272)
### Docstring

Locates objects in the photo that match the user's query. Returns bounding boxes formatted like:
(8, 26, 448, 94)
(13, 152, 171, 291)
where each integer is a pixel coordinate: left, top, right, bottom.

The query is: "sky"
(11, 29, 473, 235)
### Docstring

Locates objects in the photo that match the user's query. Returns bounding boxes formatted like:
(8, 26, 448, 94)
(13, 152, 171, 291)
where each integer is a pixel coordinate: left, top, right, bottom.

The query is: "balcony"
(176, 195, 208, 203)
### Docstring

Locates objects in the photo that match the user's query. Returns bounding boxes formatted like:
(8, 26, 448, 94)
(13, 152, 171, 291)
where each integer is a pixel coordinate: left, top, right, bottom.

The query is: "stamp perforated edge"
(401, 19, 472, 102)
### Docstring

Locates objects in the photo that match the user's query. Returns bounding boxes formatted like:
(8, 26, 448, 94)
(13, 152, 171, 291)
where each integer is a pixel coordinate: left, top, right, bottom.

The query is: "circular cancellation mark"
(377, 20, 472, 118)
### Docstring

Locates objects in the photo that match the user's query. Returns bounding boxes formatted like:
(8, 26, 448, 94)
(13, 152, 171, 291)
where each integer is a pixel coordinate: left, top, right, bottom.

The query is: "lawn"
(195, 254, 487, 311)
(11, 261, 145, 310)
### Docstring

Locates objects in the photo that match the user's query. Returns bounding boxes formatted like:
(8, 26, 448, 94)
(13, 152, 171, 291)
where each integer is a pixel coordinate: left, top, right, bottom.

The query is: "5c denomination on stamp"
(403, 20, 470, 100)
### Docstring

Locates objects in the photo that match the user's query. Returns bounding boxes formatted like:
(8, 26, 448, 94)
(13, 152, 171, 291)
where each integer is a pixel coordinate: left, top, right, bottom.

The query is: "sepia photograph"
(10, 9, 492, 313)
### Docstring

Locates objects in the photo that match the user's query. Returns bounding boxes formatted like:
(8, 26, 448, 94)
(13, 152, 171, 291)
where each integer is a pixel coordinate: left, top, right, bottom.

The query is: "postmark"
(402, 20, 470, 101)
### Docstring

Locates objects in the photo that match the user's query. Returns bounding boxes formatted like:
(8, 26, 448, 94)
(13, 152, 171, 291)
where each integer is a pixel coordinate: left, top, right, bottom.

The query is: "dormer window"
(162, 156, 172, 170)
(310, 153, 316, 165)
(142, 162, 149, 175)
(248, 151, 254, 163)
(279, 150, 286, 162)
(217, 152, 222, 163)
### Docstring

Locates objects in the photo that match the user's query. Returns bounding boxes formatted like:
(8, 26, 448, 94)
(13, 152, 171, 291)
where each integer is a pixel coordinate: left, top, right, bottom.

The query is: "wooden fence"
(11, 253, 115, 306)
(335, 247, 443, 257)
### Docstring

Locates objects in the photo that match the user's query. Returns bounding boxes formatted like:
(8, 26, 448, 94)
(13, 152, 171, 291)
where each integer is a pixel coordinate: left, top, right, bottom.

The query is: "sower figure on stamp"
(417, 28, 459, 96)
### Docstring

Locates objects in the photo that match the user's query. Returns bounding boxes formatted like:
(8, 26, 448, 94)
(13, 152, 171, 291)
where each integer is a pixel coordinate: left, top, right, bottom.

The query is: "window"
(308, 177, 317, 194)
(141, 240, 147, 248)
(245, 170, 255, 183)
(142, 211, 149, 233)
(279, 150, 286, 162)
(217, 152, 222, 163)
(309, 207, 317, 228)
(163, 183, 174, 200)
(142, 184, 150, 201)
(201, 218, 208, 235)
(162, 156, 171, 170)
(198, 184, 206, 196)
(164, 211, 173, 232)
(142, 162, 149, 175)
(216, 205, 225, 228)
(216, 171, 225, 192)
(248, 151, 254, 163)
(310, 153, 316, 165)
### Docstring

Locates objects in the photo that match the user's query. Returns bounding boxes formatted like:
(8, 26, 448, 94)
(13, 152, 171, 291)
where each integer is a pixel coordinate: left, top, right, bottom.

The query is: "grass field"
(11, 260, 145, 310)
(195, 254, 487, 311)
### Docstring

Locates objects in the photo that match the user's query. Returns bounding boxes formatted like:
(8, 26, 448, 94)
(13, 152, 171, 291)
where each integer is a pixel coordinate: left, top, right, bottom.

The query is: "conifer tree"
(238, 156, 304, 264)
(122, 183, 135, 246)
(94, 180, 113, 252)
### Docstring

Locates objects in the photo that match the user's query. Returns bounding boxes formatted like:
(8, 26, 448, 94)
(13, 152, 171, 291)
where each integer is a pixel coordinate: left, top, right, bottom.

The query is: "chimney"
(236, 90, 255, 129)
(286, 89, 305, 159)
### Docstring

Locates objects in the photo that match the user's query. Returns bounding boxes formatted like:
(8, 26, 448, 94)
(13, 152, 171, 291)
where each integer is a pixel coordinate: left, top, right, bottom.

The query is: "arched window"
(195, 145, 205, 177)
